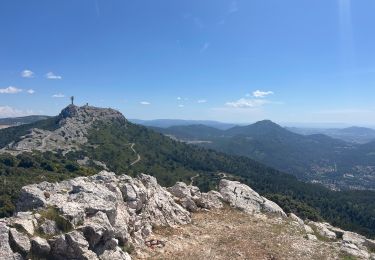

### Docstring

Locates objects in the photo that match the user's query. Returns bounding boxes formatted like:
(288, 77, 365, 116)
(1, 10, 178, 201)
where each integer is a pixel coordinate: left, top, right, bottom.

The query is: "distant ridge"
(149, 119, 375, 190)
(130, 118, 239, 130)
(0, 115, 50, 126)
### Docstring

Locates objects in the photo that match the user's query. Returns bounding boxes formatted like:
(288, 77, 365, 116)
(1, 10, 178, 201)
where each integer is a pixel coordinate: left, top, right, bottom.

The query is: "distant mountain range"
(129, 119, 239, 130)
(287, 126, 375, 144)
(149, 120, 375, 190)
(0, 115, 50, 127)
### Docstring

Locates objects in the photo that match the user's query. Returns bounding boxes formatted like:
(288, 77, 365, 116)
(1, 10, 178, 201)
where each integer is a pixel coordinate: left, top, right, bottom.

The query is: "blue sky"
(1, 0, 375, 125)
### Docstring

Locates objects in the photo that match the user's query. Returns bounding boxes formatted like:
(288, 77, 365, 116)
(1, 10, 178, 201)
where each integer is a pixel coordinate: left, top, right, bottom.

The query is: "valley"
(148, 120, 375, 191)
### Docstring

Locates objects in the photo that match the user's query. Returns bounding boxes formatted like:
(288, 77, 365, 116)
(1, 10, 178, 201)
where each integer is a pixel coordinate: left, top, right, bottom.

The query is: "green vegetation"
(0, 116, 60, 148)
(0, 151, 96, 217)
(39, 206, 73, 233)
(152, 120, 375, 190)
(1, 117, 375, 240)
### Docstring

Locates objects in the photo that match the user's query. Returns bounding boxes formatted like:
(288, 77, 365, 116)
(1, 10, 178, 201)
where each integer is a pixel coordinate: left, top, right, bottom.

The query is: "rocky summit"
(0, 105, 125, 155)
(0, 171, 374, 260)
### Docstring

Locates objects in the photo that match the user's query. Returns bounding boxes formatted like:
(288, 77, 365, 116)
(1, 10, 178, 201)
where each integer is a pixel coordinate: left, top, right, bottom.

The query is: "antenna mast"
(71, 96, 74, 105)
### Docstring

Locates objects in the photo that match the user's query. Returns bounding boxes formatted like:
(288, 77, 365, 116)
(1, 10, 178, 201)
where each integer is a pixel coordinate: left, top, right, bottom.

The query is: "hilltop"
(1, 171, 375, 259)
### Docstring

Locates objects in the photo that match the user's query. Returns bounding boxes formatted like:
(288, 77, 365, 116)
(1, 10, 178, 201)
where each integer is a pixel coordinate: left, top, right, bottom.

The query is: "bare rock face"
(2, 171, 190, 259)
(31, 236, 50, 257)
(219, 179, 287, 217)
(167, 182, 223, 212)
(0, 105, 126, 155)
(9, 228, 31, 256)
(308, 222, 337, 240)
(289, 213, 304, 226)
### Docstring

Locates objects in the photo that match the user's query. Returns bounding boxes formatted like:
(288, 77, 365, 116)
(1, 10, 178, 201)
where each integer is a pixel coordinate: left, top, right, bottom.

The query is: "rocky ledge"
(0, 105, 125, 155)
(0, 171, 374, 259)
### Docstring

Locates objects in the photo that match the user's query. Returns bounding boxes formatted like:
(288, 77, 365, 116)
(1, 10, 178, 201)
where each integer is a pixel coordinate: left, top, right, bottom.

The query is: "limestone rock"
(219, 179, 286, 217)
(0, 105, 126, 155)
(31, 236, 50, 256)
(195, 191, 223, 209)
(9, 228, 31, 255)
(4, 170, 375, 260)
(0, 222, 15, 259)
(308, 222, 337, 240)
(289, 213, 304, 226)
(98, 247, 132, 260)
(39, 219, 59, 235)
(168, 182, 223, 211)
(341, 241, 370, 259)
(49, 231, 98, 260)
(10, 212, 36, 235)
(167, 182, 192, 199)
(304, 224, 314, 234)
(306, 234, 318, 241)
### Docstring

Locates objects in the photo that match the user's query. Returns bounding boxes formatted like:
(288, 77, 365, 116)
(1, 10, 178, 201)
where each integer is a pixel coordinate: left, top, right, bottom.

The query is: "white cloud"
(140, 101, 151, 105)
(0, 106, 33, 117)
(197, 99, 207, 103)
(178, 104, 184, 108)
(27, 89, 35, 94)
(200, 42, 210, 52)
(177, 97, 182, 100)
(252, 90, 274, 98)
(21, 70, 34, 78)
(46, 72, 62, 80)
(229, 1, 239, 13)
(0, 86, 23, 94)
(226, 98, 270, 108)
(52, 93, 65, 98)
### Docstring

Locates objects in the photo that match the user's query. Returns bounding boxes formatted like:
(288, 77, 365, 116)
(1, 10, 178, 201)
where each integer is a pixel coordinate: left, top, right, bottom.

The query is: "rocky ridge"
(0, 105, 125, 155)
(1, 171, 375, 259)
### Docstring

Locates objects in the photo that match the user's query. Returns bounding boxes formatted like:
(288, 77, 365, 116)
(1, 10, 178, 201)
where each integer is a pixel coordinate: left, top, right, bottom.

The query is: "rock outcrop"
(1, 171, 374, 259)
(0, 105, 125, 155)
(219, 179, 287, 217)
(167, 182, 224, 212)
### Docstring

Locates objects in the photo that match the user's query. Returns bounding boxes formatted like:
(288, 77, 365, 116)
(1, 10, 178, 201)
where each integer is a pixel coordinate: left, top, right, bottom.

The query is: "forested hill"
(151, 120, 375, 190)
(1, 106, 375, 239)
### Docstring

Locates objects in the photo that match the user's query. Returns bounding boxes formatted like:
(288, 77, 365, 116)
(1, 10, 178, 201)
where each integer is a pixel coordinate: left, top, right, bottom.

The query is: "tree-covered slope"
(151, 120, 375, 190)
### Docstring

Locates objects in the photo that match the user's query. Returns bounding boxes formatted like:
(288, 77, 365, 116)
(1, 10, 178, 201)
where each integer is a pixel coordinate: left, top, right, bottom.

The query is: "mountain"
(130, 119, 238, 130)
(2, 171, 373, 260)
(288, 126, 375, 144)
(0, 115, 51, 128)
(2, 105, 375, 239)
(149, 120, 375, 190)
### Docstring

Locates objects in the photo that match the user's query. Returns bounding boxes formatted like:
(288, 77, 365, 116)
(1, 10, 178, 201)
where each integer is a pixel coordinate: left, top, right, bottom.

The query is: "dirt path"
(130, 143, 141, 166)
(190, 174, 199, 186)
(137, 208, 341, 260)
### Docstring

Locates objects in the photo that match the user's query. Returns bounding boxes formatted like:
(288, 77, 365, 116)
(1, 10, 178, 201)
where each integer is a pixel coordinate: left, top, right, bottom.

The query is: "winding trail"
(190, 174, 199, 186)
(130, 143, 141, 166)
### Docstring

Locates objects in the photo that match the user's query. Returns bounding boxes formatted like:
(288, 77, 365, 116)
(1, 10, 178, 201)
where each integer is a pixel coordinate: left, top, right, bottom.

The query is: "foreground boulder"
(167, 182, 223, 212)
(2, 171, 190, 259)
(219, 179, 287, 217)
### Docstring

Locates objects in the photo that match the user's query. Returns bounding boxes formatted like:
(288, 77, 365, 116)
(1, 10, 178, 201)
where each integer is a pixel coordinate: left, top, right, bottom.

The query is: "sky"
(1, 0, 375, 126)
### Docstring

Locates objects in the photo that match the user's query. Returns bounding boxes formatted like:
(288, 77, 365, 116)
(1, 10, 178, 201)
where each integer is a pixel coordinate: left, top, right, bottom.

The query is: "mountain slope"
(151, 120, 375, 190)
(2, 105, 375, 239)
